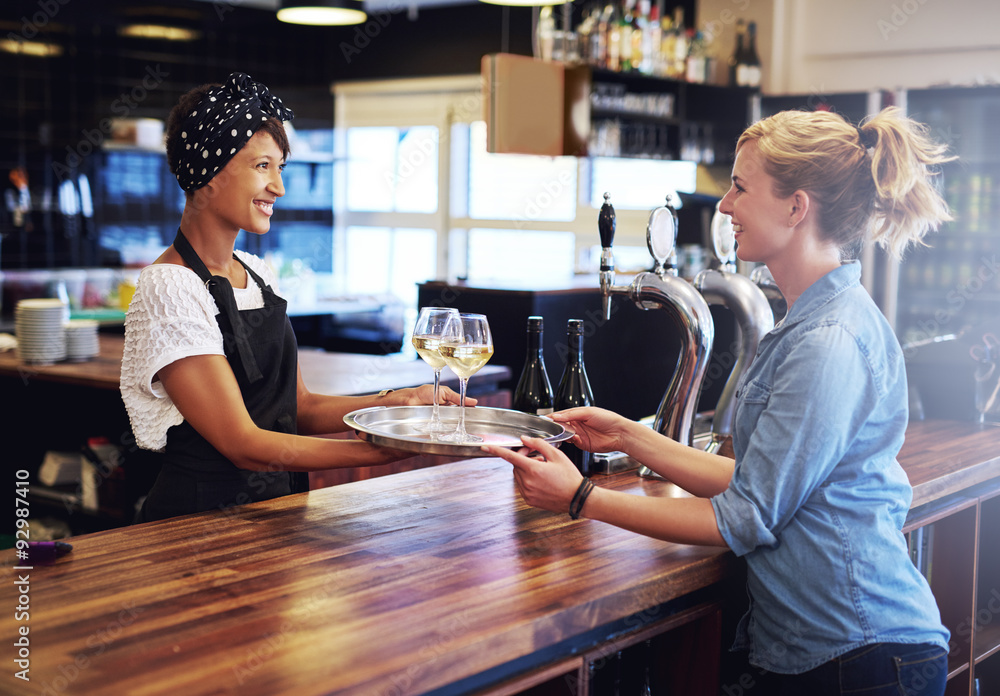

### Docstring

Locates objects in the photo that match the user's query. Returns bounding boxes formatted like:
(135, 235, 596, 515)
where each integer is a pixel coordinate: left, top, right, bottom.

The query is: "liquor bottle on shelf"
(685, 29, 707, 83)
(729, 18, 746, 87)
(512, 316, 555, 416)
(535, 6, 555, 61)
(607, 1, 622, 71)
(641, 0, 659, 75)
(737, 20, 762, 87)
(658, 13, 675, 78)
(629, 0, 645, 74)
(619, 0, 634, 72)
(555, 319, 595, 475)
(596, 2, 614, 68)
(669, 7, 688, 79)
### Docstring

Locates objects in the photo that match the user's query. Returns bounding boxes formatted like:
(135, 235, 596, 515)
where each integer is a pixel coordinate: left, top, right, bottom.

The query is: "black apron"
(136, 230, 307, 522)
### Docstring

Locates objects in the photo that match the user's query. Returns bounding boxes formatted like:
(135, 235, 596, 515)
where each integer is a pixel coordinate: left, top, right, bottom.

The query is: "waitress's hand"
(392, 384, 476, 407)
(482, 436, 583, 515)
(550, 407, 633, 455)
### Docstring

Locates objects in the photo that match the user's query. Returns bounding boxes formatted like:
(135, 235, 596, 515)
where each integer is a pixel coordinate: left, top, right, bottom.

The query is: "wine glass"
(411, 306, 459, 433)
(439, 313, 493, 444)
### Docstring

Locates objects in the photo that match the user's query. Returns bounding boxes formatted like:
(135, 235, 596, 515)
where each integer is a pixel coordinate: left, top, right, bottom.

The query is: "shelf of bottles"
(897, 86, 1000, 341)
(542, 0, 759, 162)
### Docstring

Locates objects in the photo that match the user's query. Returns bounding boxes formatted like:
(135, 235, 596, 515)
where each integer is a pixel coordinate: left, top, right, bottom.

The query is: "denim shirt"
(711, 261, 950, 674)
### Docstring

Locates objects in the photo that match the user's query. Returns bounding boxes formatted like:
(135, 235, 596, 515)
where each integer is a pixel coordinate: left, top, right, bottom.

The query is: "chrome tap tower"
(598, 193, 714, 476)
(598, 195, 774, 472)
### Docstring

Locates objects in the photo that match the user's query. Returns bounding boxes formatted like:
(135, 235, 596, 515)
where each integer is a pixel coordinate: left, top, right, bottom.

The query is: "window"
(589, 157, 697, 209)
(344, 226, 436, 307)
(464, 122, 577, 222)
(332, 76, 685, 308)
(345, 126, 438, 213)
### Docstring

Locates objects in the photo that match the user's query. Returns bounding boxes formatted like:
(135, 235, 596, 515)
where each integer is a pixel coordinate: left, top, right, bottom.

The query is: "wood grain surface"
(897, 420, 1000, 507)
(1, 459, 734, 696)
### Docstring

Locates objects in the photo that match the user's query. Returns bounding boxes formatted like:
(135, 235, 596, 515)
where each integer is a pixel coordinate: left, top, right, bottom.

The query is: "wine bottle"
(737, 20, 762, 88)
(728, 19, 746, 87)
(512, 316, 554, 416)
(555, 319, 595, 475)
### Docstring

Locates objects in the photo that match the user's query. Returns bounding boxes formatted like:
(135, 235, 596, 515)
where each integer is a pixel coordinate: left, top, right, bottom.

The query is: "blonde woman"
(485, 107, 953, 695)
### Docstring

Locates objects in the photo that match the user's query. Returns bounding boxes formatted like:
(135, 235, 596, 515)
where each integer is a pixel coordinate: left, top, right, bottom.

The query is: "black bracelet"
(569, 478, 595, 520)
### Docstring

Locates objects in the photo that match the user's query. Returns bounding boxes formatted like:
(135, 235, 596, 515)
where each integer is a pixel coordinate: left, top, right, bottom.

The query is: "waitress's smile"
(254, 199, 275, 217)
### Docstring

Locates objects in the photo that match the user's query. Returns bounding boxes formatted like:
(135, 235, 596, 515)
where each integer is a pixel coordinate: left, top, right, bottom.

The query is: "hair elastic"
(856, 124, 878, 150)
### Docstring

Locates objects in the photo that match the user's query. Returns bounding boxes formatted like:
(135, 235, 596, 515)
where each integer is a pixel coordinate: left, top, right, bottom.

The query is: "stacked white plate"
(15, 298, 67, 364)
(65, 319, 100, 361)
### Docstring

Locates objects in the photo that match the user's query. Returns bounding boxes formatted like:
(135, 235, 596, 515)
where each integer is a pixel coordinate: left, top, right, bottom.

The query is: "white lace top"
(120, 251, 279, 452)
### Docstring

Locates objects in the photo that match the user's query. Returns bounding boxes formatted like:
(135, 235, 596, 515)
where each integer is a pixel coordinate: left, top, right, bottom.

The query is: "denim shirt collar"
(774, 261, 862, 332)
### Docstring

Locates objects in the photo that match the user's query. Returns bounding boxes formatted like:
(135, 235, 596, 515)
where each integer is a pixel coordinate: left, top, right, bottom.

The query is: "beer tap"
(598, 193, 714, 477)
(692, 205, 773, 454)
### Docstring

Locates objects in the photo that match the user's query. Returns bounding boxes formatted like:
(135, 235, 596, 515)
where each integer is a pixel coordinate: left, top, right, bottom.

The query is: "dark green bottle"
(555, 319, 595, 475)
(512, 316, 554, 416)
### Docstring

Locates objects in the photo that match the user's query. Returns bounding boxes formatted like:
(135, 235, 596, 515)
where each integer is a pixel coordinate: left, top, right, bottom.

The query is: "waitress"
(121, 73, 466, 522)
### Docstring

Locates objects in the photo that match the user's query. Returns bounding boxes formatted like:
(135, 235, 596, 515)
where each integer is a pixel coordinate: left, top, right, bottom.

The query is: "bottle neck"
(526, 330, 544, 356)
(567, 332, 584, 363)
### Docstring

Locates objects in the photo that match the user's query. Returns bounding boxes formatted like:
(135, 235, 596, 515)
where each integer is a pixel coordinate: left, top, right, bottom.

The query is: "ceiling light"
(119, 24, 201, 41)
(277, 1, 367, 26)
(0, 39, 63, 57)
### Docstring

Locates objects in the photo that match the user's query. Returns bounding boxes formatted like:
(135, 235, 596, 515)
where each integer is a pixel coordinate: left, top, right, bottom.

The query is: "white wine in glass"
(411, 307, 459, 433)
(439, 313, 493, 444)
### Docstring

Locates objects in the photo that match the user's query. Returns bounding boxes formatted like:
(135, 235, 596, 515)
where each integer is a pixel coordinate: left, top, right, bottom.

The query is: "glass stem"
(456, 377, 469, 436)
(431, 368, 442, 424)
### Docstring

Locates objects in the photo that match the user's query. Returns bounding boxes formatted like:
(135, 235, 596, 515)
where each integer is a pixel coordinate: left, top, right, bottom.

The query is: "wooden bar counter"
(3, 459, 733, 696)
(3, 420, 1000, 696)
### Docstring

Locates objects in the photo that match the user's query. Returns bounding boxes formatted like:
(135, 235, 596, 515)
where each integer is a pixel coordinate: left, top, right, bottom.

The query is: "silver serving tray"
(343, 405, 572, 457)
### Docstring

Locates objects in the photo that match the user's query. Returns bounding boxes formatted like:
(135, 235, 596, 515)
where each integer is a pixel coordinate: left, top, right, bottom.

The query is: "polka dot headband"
(175, 72, 294, 192)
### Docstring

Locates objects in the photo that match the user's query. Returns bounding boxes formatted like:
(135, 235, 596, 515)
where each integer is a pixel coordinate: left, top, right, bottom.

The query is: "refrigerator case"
(895, 86, 1000, 345)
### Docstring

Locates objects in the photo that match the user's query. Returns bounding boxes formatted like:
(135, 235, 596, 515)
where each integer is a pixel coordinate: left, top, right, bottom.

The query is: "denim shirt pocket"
(735, 377, 771, 443)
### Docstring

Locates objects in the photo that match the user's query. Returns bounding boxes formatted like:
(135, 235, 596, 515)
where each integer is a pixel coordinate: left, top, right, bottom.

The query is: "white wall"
(698, 0, 1000, 95)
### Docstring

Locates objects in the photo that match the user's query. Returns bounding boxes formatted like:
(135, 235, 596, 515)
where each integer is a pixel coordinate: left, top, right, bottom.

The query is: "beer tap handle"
(598, 192, 617, 321)
(646, 194, 678, 277)
(599, 192, 616, 251)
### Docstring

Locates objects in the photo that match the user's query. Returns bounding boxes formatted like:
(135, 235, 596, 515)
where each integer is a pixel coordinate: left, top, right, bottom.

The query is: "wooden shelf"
(976, 623, 1000, 664)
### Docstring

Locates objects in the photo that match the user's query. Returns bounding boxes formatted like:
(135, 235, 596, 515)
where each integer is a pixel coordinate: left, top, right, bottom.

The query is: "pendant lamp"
(277, 1, 367, 26)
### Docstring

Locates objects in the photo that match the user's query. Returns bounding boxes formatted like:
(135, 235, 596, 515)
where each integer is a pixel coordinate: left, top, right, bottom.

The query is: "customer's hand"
(550, 407, 633, 454)
(482, 436, 583, 515)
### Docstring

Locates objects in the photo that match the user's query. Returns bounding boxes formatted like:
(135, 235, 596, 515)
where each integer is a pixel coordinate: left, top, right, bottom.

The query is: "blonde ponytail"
(862, 107, 955, 258)
(738, 106, 955, 260)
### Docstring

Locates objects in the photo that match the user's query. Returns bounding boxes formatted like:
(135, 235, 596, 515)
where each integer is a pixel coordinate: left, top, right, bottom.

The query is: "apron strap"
(172, 229, 263, 383)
